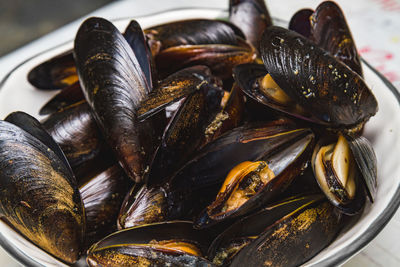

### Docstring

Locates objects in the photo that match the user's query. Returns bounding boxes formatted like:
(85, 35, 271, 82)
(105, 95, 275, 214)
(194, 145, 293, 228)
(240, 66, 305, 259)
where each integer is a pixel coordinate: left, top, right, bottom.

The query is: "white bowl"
(0, 7, 399, 267)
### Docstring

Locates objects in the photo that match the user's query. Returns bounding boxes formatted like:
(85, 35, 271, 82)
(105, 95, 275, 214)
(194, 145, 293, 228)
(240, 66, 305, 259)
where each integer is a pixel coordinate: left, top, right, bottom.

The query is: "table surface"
(0, 0, 399, 266)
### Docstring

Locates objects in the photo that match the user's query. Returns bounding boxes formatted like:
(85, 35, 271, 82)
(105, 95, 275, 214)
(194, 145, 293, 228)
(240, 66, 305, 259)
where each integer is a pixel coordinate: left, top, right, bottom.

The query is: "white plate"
(0, 7, 399, 267)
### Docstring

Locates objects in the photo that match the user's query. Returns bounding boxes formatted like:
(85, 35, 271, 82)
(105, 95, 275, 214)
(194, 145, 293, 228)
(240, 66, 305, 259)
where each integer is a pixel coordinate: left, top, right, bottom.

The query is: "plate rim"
(0, 7, 399, 267)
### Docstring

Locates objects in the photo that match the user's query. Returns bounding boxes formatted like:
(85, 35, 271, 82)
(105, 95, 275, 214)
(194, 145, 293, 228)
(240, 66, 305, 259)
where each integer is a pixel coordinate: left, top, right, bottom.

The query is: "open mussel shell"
(166, 119, 312, 219)
(311, 134, 371, 215)
(310, 1, 363, 76)
(27, 50, 77, 90)
(209, 194, 342, 266)
(229, 0, 272, 52)
(74, 17, 151, 182)
(145, 19, 245, 55)
(260, 26, 377, 129)
(87, 221, 213, 266)
(234, 63, 316, 123)
(0, 119, 84, 264)
(137, 65, 219, 121)
(194, 123, 315, 228)
(80, 164, 133, 248)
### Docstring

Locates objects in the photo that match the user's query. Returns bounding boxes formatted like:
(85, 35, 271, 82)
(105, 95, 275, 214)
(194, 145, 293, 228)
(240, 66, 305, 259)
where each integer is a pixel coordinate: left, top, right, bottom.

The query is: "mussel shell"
(288, 9, 313, 38)
(124, 19, 155, 88)
(80, 164, 132, 248)
(42, 102, 108, 179)
(194, 125, 315, 228)
(74, 17, 150, 182)
(260, 26, 377, 128)
(201, 82, 244, 145)
(145, 19, 244, 55)
(146, 83, 224, 186)
(310, 1, 363, 76)
(137, 65, 217, 121)
(228, 198, 342, 266)
(155, 40, 256, 80)
(345, 134, 377, 202)
(5, 111, 75, 183)
(229, 0, 272, 52)
(39, 82, 85, 115)
(0, 120, 84, 264)
(164, 119, 311, 218)
(87, 221, 213, 266)
(27, 50, 77, 90)
(118, 185, 169, 229)
(208, 194, 324, 265)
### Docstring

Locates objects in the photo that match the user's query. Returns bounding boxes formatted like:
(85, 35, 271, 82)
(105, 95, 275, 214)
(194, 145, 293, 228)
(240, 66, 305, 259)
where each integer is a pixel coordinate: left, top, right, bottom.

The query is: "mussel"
(252, 26, 377, 129)
(145, 19, 256, 79)
(311, 133, 377, 214)
(229, 0, 272, 53)
(194, 122, 314, 228)
(74, 17, 151, 182)
(0, 112, 84, 264)
(289, 1, 363, 76)
(87, 221, 214, 266)
(80, 164, 133, 248)
(208, 194, 343, 266)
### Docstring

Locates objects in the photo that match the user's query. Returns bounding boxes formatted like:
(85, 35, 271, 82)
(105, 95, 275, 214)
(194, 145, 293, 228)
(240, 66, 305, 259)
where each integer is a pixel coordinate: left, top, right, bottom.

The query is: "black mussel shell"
(165, 119, 311, 219)
(310, 1, 363, 76)
(194, 125, 314, 228)
(87, 221, 213, 266)
(137, 65, 218, 121)
(124, 19, 155, 88)
(155, 40, 256, 80)
(42, 102, 109, 179)
(5, 111, 75, 182)
(118, 185, 169, 229)
(288, 9, 313, 38)
(201, 82, 244, 145)
(0, 119, 84, 264)
(209, 195, 342, 266)
(80, 164, 133, 248)
(345, 134, 377, 202)
(146, 83, 224, 186)
(74, 17, 151, 182)
(145, 19, 245, 55)
(28, 50, 77, 90)
(39, 81, 85, 115)
(229, 0, 272, 52)
(260, 26, 377, 129)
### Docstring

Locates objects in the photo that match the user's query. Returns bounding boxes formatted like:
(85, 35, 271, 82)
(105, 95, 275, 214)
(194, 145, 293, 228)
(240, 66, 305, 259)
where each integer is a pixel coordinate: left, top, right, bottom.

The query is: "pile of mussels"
(0, 0, 379, 266)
